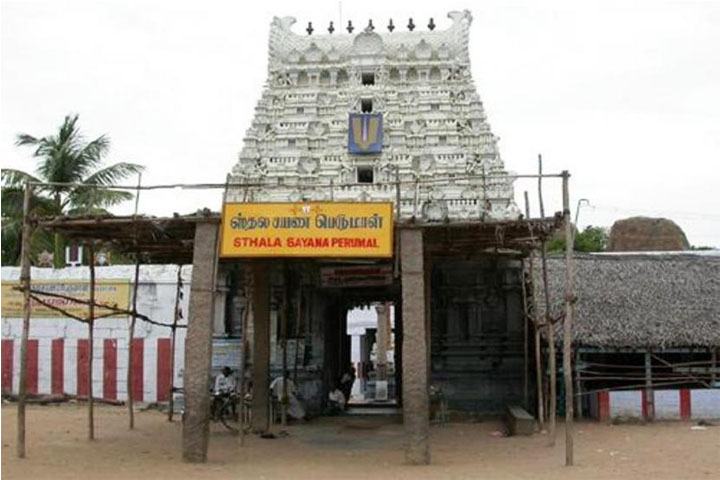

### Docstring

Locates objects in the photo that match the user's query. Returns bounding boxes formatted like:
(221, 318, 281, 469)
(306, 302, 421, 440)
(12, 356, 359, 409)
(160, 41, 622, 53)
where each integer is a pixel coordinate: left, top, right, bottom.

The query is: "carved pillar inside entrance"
(375, 303, 389, 382)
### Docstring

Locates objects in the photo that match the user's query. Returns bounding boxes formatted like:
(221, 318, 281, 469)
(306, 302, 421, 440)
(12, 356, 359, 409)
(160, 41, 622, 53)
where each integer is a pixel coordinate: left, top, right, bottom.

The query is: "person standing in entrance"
(340, 365, 356, 405)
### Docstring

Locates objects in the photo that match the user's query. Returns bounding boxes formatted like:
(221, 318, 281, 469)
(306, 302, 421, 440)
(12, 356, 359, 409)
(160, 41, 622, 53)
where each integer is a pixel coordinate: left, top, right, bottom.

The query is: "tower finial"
(407, 18, 415, 31)
(346, 20, 354, 33)
(367, 19, 374, 32)
(388, 18, 395, 32)
(328, 21, 335, 34)
(306, 22, 314, 35)
(428, 18, 436, 31)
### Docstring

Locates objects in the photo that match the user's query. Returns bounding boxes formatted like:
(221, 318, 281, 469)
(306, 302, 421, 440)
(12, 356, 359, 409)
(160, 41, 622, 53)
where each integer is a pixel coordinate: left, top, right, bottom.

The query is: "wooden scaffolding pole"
(16, 182, 32, 458)
(537, 154, 556, 442)
(127, 257, 140, 429)
(87, 242, 96, 440)
(127, 173, 141, 429)
(543, 247, 557, 446)
(168, 264, 183, 422)
(562, 170, 575, 466)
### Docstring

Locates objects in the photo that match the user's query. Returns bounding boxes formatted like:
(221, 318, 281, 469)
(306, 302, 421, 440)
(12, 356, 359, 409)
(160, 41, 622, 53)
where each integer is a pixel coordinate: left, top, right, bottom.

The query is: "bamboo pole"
(562, 170, 575, 466)
(127, 257, 140, 429)
(537, 154, 556, 442)
(537, 154, 545, 218)
(168, 265, 182, 422)
(524, 190, 530, 219)
(542, 242, 556, 445)
(127, 173, 142, 429)
(87, 242, 96, 440)
(16, 182, 33, 458)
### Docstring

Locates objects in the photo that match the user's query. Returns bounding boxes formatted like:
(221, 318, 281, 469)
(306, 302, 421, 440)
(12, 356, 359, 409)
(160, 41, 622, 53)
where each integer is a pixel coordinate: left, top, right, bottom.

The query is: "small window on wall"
(438, 135, 447, 145)
(362, 72, 375, 86)
(357, 166, 374, 184)
(361, 99, 373, 113)
(288, 139, 296, 147)
(430, 103, 440, 111)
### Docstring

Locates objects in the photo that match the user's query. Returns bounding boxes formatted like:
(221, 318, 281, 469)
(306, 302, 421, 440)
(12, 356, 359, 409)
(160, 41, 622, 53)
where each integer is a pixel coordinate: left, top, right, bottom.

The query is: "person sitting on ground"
(326, 384, 346, 415)
(270, 370, 306, 421)
(340, 365, 356, 404)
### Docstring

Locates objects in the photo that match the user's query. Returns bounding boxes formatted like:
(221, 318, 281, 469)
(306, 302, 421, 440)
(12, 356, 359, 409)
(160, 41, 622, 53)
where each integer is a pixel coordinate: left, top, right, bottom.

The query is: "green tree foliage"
(1, 114, 143, 266)
(548, 226, 609, 253)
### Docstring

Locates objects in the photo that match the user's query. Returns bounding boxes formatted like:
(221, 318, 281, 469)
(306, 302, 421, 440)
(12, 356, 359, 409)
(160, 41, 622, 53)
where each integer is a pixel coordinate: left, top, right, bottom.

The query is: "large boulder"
(607, 217, 689, 251)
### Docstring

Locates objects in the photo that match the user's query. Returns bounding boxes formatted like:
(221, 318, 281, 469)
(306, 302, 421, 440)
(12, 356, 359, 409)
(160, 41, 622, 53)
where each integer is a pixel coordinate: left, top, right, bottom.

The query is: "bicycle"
(211, 391, 241, 434)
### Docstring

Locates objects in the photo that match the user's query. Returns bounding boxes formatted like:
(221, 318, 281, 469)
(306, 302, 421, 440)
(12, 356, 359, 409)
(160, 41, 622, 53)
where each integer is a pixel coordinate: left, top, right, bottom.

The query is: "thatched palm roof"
(534, 253, 720, 348)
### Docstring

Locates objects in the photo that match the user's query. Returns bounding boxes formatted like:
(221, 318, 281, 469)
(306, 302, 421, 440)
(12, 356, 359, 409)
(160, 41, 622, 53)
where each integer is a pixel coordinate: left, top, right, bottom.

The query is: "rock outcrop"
(607, 217, 689, 251)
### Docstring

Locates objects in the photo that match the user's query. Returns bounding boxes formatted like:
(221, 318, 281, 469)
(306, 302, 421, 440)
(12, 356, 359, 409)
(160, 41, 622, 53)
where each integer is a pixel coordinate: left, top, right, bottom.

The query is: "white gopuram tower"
(228, 11, 520, 222)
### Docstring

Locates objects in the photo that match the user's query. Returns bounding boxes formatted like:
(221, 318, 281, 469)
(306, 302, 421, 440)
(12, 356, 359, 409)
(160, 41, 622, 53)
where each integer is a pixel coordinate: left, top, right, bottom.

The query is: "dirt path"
(2, 403, 719, 479)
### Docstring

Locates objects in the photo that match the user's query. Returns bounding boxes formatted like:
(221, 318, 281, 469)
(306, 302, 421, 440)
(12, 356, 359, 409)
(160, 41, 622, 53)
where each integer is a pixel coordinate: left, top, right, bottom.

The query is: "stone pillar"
(375, 303, 389, 381)
(400, 228, 430, 465)
(251, 263, 271, 432)
(182, 221, 219, 463)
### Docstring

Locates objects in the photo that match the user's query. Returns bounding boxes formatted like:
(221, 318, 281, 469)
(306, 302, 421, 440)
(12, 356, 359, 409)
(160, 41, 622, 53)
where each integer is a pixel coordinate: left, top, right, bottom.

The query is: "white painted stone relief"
(228, 10, 520, 221)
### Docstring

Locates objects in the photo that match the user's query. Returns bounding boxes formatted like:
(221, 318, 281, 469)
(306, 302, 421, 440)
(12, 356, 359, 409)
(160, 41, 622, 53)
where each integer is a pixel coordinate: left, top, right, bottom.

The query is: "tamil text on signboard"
(220, 202, 393, 258)
(1, 280, 131, 319)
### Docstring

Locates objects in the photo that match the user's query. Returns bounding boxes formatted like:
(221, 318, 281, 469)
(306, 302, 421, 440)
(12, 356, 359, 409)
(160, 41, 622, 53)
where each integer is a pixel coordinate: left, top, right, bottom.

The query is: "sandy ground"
(2, 403, 719, 480)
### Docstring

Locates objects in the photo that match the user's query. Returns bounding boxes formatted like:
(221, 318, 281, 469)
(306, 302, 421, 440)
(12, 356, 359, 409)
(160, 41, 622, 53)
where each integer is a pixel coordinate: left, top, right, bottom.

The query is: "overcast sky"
(2, 0, 719, 246)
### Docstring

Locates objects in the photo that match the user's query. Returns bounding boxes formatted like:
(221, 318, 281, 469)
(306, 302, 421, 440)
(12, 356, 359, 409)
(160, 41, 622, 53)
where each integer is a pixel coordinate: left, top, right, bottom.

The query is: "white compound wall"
(1, 265, 193, 403)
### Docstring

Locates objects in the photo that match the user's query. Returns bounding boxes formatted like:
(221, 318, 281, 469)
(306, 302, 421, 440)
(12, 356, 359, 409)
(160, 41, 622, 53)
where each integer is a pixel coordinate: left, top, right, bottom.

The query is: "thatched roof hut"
(534, 252, 720, 349)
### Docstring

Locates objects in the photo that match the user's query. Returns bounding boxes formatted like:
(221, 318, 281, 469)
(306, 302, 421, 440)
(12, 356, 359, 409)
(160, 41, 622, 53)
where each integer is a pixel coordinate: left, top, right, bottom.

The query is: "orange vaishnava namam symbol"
(220, 202, 393, 258)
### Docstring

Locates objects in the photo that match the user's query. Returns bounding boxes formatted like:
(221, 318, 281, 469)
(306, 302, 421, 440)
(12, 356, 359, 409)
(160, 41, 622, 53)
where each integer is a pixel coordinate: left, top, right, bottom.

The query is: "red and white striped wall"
(1, 336, 182, 403)
(2, 265, 192, 404)
(590, 389, 720, 421)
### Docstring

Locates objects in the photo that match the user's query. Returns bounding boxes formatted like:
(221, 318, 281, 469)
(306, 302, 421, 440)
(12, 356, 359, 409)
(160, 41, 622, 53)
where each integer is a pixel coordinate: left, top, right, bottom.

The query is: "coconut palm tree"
(1, 114, 143, 267)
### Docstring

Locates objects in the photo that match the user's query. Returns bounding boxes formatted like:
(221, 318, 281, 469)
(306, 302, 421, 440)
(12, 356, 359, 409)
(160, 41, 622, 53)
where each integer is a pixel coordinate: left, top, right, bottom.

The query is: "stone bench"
(505, 405, 536, 436)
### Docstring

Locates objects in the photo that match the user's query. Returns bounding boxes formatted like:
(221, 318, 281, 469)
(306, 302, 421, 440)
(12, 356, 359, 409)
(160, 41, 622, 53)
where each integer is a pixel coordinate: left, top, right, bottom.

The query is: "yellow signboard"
(220, 202, 394, 258)
(1, 280, 131, 319)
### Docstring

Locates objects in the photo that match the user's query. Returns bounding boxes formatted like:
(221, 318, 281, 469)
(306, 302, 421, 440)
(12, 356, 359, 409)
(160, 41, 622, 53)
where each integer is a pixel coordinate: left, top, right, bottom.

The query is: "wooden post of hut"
(561, 170, 575, 466)
(168, 264, 183, 422)
(128, 172, 142, 428)
(87, 242, 96, 440)
(644, 352, 655, 421)
(537, 154, 556, 443)
(16, 182, 33, 458)
(529, 250, 545, 430)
